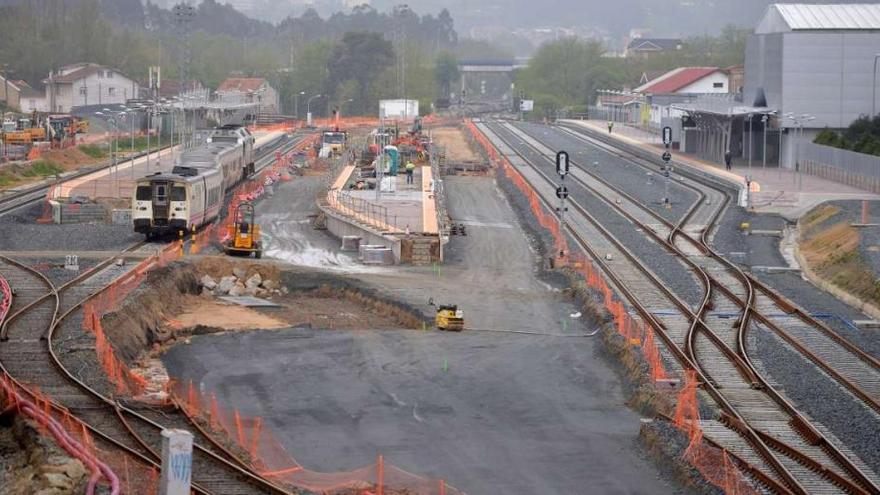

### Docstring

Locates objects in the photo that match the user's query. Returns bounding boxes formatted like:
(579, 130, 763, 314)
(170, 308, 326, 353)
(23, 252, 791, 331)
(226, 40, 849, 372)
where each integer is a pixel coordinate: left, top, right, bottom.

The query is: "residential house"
(1, 74, 22, 111)
(43, 63, 140, 113)
(625, 38, 683, 58)
(215, 77, 279, 113)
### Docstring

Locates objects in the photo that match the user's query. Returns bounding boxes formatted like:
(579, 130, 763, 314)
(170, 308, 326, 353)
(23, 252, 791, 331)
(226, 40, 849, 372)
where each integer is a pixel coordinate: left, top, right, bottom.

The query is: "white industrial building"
(744, 3, 880, 168)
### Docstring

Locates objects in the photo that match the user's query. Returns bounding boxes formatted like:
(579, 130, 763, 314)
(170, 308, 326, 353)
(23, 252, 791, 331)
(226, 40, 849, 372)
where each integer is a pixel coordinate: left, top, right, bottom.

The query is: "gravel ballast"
(487, 122, 705, 308)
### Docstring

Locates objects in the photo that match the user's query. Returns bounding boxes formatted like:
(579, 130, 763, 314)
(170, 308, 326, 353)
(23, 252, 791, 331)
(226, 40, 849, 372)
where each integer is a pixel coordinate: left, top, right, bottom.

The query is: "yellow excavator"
(224, 201, 262, 258)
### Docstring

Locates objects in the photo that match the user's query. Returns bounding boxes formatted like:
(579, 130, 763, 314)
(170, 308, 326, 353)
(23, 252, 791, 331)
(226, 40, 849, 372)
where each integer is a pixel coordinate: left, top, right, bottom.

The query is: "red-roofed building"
(215, 77, 279, 113)
(634, 67, 728, 95)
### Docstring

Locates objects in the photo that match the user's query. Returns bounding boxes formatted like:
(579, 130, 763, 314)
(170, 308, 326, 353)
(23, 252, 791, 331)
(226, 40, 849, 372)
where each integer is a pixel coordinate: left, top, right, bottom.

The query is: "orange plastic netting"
(170, 381, 461, 495)
(464, 119, 759, 494)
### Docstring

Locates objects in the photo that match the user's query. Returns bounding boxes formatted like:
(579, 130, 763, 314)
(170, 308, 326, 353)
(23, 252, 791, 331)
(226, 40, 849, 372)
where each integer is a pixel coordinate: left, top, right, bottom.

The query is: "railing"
(327, 189, 401, 233)
(796, 141, 880, 194)
(429, 143, 449, 239)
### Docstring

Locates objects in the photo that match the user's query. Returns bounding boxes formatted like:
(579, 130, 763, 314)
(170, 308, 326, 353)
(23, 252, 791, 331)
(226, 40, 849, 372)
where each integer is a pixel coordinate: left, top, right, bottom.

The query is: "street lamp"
(873, 54, 880, 116)
(306, 94, 323, 126)
(294, 91, 305, 120)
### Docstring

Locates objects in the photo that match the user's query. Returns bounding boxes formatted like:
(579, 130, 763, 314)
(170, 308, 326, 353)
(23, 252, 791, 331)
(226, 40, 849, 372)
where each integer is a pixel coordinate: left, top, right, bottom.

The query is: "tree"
(327, 31, 395, 115)
(433, 52, 459, 99)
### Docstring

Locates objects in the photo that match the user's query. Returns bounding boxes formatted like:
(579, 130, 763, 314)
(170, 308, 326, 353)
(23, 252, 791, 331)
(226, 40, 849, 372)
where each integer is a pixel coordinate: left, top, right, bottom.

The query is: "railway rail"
(0, 129, 302, 218)
(0, 136, 314, 492)
(479, 119, 880, 495)
(0, 248, 293, 494)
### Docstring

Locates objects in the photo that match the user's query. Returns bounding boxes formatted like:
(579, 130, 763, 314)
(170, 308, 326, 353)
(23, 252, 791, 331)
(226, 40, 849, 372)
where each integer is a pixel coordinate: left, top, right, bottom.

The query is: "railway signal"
(662, 126, 672, 146)
(555, 150, 571, 258)
(556, 151, 570, 178)
(556, 185, 569, 199)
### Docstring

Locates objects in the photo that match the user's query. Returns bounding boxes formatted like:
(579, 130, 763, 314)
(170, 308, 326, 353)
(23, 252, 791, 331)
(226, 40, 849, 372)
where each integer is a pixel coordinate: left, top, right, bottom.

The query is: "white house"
(215, 77, 280, 113)
(629, 67, 729, 129)
(43, 63, 140, 113)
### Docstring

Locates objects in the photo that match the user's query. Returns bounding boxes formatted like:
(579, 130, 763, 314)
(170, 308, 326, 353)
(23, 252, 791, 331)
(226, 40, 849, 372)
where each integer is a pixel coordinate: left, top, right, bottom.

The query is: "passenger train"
(132, 125, 255, 237)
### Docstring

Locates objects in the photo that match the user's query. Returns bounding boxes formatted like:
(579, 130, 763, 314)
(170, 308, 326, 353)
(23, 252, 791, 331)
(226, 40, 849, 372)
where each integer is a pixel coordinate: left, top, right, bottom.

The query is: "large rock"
(245, 273, 262, 289)
(261, 279, 279, 291)
(228, 282, 246, 297)
(200, 275, 217, 290)
(232, 267, 247, 279)
(216, 276, 237, 295)
(245, 286, 260, 297)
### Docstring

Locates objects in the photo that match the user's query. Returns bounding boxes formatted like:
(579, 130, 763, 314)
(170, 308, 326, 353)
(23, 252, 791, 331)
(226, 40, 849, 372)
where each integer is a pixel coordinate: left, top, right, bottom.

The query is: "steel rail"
(504, 121, 880, 494)
(553, 123, 880, 417)
(481, 121, 808, 494)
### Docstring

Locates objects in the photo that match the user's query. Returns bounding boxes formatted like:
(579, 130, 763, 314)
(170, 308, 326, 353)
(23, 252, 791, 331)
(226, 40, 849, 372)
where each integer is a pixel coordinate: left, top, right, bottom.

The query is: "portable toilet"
(384, 145, 399, 176)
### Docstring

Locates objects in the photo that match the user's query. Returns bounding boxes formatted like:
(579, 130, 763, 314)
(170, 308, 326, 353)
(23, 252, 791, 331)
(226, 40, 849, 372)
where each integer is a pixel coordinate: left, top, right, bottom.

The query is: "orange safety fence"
(169, 380, 461, 495)
(464, 119, 760, 494)
(79, 241, 185, 399)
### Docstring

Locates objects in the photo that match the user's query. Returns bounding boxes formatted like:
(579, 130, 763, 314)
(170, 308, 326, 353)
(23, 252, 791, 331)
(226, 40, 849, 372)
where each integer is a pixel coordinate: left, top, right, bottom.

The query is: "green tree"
(433, 52, 459, 99)
(327, 31, 395, 115)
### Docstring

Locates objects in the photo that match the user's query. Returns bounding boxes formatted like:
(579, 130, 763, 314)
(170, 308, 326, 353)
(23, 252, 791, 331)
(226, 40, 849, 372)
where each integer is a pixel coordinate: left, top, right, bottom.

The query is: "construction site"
(2, 2, 880, 495)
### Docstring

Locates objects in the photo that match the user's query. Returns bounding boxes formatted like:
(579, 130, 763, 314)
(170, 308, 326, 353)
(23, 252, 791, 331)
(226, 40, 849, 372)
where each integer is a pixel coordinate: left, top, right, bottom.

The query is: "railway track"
(0, 131, 316, 492)
(0, 251, 294, 493)
(480, 119, 880, 494)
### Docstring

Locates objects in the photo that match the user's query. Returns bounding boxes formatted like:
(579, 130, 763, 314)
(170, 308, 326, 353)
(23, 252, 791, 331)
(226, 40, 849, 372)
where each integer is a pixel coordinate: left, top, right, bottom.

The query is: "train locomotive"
(132, 125, 255, 237)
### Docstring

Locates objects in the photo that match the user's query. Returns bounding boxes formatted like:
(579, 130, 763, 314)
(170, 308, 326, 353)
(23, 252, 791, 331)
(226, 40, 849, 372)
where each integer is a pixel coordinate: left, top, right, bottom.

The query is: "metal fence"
(797, 141, 880, 194)
(429, 143, 449, 237)
(328, 189, 400, 232)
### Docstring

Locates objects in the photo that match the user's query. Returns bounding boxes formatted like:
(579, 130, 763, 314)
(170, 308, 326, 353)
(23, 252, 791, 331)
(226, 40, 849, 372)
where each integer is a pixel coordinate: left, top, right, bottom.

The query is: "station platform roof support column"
(673, 98, 775, 168)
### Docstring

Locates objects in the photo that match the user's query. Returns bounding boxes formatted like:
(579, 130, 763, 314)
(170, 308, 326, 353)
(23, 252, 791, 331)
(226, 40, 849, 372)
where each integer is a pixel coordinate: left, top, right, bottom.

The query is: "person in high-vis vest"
(405, 161, 416, 184)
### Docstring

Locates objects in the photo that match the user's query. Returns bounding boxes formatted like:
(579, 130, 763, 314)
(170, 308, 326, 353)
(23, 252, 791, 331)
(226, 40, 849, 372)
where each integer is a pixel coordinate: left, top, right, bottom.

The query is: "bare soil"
(431, 126, 479, 163)
(169, 297, 288, 331)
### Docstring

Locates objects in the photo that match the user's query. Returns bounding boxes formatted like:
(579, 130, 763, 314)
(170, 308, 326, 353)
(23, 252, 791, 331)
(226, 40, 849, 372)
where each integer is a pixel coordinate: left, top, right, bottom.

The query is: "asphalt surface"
(163, 173, 682, 494)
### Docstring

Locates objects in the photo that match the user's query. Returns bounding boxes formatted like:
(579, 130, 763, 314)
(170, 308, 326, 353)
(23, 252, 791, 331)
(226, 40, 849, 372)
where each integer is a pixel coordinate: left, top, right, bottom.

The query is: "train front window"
(171, 187, 187, 201)
(135, 186, 151, 201)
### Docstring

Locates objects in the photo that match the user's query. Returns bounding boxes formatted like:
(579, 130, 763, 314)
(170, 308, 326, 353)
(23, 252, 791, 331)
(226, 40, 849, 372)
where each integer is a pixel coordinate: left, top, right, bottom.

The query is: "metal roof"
(771, 4, 880, 31)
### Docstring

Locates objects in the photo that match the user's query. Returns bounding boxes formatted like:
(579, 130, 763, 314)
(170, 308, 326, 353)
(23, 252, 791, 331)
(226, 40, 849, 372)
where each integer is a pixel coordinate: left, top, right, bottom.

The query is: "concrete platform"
(561, 119, 880, 220)
(322, 162, 441, 264)
(53, 130, 285, 200)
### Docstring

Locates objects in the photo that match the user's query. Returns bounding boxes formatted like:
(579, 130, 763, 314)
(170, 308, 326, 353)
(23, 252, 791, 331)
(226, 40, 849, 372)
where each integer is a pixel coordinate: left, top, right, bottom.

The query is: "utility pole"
(174, 2, 195, 151)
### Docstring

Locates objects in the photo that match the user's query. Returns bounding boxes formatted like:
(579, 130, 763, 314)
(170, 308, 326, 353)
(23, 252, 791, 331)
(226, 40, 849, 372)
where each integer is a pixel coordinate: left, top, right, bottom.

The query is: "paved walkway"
(564, 120, 880, 219)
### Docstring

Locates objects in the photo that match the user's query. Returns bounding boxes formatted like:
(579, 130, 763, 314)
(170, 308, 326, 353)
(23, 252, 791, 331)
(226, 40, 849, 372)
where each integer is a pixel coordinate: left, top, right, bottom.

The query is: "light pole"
(761, 113, 769, 170)
(338, 98, 354, 122)
(747, 113, 753, 171)
(873, 54, 880, 116)
(306, 94, 323, 126)
(294, 91, 305, 121)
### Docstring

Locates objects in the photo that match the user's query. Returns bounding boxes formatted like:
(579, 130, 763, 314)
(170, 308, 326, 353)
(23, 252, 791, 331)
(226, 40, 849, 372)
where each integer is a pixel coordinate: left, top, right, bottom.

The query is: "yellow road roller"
(435, 304, 464, 331)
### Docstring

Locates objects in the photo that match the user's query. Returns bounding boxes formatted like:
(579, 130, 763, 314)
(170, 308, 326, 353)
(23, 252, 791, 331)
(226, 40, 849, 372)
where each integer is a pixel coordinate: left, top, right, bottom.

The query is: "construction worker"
(607, 121, 614, 134)
(405, 160, 416, 185)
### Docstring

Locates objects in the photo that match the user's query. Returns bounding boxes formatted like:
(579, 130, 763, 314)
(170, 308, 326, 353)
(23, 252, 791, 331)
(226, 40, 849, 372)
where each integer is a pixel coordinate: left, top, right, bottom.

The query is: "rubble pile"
(198, 266, 288, 298)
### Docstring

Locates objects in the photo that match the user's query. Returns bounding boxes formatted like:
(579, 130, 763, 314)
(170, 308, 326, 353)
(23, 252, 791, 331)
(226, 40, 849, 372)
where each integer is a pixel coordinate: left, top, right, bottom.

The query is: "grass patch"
(21, 160, 64, 178)
(78, 144, 109, 159)
(800, 206, 880, 306)
(0, 171, 18, 187)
